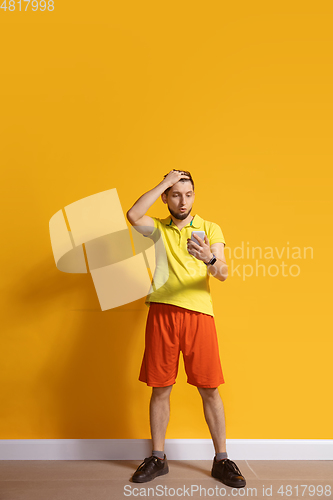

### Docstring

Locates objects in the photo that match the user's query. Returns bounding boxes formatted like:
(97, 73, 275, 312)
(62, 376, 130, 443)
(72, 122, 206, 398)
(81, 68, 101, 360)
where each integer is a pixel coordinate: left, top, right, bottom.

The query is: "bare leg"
(197, 387, 226, 453)
(149, 385, 173, 451)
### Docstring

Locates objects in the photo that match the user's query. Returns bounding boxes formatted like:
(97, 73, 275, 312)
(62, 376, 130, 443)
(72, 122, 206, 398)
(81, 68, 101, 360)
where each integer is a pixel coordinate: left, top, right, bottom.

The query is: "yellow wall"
(1, 1, 332, 440)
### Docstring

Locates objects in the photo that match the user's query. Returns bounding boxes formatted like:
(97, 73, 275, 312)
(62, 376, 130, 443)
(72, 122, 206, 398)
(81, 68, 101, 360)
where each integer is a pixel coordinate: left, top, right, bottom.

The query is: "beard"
(168, 205, 192, 220)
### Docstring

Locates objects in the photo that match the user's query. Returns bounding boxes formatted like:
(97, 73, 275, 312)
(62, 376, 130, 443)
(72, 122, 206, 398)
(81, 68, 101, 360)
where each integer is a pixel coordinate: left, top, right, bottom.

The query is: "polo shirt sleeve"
(209, 222, 226, 246)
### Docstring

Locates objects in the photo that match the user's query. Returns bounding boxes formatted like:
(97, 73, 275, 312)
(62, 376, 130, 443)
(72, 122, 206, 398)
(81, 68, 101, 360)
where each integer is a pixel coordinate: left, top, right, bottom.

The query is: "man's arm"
(126, 170, 190, 235)
(207, 242, 228, 281)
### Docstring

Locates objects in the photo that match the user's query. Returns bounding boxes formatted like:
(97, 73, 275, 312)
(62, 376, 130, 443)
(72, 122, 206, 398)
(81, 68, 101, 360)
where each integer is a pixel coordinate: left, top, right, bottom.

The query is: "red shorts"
(139, 302, 225, 388)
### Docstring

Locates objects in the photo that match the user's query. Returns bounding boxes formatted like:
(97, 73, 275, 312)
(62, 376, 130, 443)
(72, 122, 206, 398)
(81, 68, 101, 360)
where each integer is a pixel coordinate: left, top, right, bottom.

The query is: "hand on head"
(163, 169, 190, 187)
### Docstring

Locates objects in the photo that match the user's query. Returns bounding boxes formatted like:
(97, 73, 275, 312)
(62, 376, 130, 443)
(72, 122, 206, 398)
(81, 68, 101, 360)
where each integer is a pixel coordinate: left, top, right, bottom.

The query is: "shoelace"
(221, 459, 243, 476)
(136, 456, 159, 471)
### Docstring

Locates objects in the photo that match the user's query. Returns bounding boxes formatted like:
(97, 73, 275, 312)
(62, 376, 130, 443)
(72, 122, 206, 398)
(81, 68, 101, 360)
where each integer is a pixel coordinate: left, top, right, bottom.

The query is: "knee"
(197, 387, 219, 401)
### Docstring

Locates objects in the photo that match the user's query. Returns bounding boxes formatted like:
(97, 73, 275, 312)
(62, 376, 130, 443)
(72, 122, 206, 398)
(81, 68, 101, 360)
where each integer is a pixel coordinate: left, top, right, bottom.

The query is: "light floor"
(0, 460, 332, 499)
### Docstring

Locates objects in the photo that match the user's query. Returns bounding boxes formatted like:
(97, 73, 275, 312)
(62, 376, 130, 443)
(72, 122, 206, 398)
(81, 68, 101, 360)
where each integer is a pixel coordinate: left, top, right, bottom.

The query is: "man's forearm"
(208, 258, 228, 282)
(127, 179, 170, 222)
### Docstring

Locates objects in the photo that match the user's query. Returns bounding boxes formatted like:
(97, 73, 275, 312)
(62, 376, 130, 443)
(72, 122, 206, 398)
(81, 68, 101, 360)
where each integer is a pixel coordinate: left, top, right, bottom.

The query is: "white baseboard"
(0, 439, 332, 460)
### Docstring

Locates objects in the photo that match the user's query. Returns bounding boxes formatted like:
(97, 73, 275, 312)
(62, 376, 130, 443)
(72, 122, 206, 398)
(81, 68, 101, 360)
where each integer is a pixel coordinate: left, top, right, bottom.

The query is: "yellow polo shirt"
(144, 214, 226, 317)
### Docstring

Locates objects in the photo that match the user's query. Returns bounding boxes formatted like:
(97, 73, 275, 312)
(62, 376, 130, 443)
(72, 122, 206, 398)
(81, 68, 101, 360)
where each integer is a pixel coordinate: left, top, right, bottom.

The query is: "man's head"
(161, 170, 195, 221)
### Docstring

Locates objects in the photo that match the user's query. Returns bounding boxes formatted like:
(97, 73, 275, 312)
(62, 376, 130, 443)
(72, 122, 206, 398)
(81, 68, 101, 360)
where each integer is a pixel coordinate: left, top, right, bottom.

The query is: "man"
(126, 170, 246, 488)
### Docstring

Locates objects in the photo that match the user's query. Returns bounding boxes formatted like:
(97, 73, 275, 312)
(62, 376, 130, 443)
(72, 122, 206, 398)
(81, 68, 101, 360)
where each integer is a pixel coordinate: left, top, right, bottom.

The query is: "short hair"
(163, 170, 194, 196)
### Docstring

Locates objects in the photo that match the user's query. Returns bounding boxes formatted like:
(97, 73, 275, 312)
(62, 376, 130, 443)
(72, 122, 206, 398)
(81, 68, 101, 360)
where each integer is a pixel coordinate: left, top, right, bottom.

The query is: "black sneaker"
(211, 457, 246, 488)
(132, 454, 169, 483)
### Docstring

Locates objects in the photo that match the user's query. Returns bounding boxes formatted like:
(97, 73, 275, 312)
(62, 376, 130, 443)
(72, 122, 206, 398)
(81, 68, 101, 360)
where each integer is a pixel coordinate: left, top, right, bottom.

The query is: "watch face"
(210, 254, 217, 264)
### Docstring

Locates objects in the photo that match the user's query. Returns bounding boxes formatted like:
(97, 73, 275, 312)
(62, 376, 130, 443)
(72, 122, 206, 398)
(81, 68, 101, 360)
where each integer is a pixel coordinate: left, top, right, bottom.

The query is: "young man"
(126, 170, 246, 488)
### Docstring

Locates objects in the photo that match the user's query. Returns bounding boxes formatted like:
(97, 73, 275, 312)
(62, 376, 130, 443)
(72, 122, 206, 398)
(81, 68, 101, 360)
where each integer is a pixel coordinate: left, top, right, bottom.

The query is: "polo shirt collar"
(160, 214, 203, 228)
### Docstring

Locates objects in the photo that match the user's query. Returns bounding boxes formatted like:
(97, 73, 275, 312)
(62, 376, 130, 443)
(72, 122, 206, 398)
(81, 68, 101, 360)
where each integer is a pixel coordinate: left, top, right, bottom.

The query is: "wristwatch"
(204, 253, 217, 266)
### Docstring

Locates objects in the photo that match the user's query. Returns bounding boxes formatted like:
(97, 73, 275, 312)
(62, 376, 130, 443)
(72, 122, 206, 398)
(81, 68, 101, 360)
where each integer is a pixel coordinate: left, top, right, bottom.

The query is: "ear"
(161, 193, 167, 204)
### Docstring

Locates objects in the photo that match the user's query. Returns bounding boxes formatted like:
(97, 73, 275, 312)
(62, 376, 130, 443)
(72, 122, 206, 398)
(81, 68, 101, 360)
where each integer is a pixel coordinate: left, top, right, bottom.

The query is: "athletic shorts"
(138, 302, 225, 388)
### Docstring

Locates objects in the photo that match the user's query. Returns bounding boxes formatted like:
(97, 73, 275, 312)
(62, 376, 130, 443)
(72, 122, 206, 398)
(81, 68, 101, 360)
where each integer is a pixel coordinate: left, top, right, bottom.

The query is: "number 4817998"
(0, 0, 54, 11)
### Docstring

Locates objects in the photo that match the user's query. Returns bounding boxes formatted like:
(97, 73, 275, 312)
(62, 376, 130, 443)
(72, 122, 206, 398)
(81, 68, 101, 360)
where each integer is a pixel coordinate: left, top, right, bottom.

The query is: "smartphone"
(191, 231, 206, 245)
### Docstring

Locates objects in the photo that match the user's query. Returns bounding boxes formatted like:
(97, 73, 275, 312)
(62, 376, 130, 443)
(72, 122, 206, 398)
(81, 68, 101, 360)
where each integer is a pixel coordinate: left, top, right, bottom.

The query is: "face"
(162, 180, 195, 220)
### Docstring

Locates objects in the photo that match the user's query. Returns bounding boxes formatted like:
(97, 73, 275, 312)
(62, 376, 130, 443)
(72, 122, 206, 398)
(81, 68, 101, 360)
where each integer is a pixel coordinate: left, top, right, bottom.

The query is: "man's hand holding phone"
(187, 232, 213, 264)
